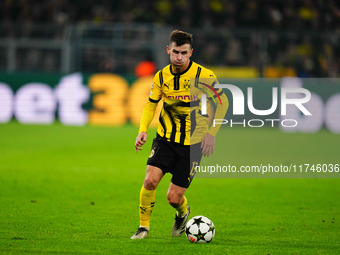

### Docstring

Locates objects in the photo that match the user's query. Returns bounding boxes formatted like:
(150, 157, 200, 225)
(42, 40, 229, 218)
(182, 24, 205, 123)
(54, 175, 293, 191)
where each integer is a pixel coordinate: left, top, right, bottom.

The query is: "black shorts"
(147, 136, 202, 188)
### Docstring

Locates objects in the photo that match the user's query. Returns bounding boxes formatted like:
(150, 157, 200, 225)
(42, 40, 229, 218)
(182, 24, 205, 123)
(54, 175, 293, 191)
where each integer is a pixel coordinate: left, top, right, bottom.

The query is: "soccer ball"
(185, 215, 215, 243)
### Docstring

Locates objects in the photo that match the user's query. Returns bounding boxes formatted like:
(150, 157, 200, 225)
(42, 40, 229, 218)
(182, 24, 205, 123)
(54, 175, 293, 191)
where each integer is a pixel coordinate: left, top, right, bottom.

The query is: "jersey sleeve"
(138, 71, 163, 133)
(199, 68, 228, 136)
(149, 70, 163, 103)
(207, 70, 223, 96)
(198, 68, 223, 97)
(208, 92, 228, 136)
(207, 70, 228, 136)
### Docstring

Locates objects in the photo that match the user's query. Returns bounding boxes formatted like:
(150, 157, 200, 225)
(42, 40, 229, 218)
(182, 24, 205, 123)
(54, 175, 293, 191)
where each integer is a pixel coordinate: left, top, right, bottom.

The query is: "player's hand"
(135, 132, 147, 152)
(201, 133, 215, 157)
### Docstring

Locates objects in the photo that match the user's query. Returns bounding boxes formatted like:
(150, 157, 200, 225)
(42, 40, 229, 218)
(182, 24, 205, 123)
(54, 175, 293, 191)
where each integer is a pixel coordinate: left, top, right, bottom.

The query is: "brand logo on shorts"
(149, 149, 155, 158)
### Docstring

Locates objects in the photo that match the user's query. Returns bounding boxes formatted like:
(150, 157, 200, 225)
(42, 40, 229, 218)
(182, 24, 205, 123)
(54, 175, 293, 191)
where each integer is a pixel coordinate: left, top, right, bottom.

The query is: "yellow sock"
(176, 196, 188, 217)
(139, 185, 156, 228)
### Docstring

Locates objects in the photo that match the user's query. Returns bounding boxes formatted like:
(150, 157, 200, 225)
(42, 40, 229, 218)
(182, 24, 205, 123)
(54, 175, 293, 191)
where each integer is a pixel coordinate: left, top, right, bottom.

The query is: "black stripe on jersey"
(190, 100, 200, 107)
(174, 75, 180, 90)
(163, 105, 176, 142)
(198, 110, 209, 117)
(159, 70, 163, 87)
(190, 110, 196, 136)
(196, 67, 202, 78)
(149, 97, 161, 103)
(179, 115, 186, 145)
(194, 67, 201, 87)
(159, 113, 167, 137)
(176, 101, 191, 107)
(172, 100, 200, 107)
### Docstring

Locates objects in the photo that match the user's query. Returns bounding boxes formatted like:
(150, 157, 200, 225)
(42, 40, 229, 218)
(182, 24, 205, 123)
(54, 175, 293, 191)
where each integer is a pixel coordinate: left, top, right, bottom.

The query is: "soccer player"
(131, 30, 228, 239)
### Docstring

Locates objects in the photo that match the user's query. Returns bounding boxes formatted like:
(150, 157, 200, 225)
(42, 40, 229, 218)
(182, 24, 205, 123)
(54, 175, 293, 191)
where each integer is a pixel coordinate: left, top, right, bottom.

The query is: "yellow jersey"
(139, 61, 228, 145)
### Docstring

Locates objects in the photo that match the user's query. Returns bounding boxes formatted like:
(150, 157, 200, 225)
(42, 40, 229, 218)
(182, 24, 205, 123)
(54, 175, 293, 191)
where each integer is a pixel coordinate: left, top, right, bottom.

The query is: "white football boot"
(130, 227, 149, 239)
(171, 205, 190, 237)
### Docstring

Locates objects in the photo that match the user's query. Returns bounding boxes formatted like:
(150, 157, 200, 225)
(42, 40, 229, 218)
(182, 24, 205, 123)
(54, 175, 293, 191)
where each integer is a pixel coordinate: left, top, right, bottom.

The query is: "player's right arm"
(135, 71, 163, 152)
(135, 132, 147, 152)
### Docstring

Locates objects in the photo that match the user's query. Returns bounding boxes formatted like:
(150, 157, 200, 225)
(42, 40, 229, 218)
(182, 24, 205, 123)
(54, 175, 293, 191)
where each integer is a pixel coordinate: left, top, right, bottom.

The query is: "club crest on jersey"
(183, 79, 190, 90)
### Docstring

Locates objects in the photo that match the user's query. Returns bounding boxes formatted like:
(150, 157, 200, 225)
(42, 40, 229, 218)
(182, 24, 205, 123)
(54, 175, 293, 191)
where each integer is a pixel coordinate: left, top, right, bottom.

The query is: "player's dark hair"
(169, 30, 193, 48)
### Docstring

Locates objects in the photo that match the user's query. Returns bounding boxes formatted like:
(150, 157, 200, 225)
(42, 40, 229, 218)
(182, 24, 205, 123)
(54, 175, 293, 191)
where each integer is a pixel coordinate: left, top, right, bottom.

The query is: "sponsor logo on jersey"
(165, 94, 199, 101)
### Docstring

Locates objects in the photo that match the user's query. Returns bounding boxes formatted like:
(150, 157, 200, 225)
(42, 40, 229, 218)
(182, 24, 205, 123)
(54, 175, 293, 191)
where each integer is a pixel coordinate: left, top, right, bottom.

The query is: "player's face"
(167, 42, 193, 71)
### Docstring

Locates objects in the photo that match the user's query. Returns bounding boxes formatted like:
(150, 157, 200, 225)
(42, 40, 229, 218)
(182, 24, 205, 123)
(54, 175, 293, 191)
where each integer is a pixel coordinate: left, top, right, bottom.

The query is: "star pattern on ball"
(185, 226, 192, 236)
(196, 229, 205, 242)
(193, 216, 204, 225)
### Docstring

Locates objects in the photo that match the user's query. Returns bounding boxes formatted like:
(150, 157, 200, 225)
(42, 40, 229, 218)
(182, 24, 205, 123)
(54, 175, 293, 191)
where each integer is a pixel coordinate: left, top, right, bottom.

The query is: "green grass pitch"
(0, 122, 339, 254)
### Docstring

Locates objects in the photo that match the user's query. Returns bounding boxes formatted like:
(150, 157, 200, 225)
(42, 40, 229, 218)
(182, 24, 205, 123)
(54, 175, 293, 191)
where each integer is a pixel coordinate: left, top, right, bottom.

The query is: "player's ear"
(167, 45, 171, 55)
(189, 48, 193, 57)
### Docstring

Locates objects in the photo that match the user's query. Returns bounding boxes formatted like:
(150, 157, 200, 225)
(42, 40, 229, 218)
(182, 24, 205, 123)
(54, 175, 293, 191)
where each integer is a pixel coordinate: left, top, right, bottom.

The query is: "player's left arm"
(201, 72, 229, 157)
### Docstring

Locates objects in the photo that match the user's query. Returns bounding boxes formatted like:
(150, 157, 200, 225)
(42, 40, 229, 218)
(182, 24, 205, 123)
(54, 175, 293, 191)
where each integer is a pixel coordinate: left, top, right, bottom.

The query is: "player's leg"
(167, 142, 202, 237)
(131, 165, 164, 239)
(140, 165, 164, 227)
(167, 183, 190, 237)
(167, 183, 188, 214)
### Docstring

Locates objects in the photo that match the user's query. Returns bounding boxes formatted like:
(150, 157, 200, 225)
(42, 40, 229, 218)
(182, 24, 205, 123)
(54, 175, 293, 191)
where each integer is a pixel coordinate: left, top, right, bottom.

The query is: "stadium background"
(1, 0, 340, 254)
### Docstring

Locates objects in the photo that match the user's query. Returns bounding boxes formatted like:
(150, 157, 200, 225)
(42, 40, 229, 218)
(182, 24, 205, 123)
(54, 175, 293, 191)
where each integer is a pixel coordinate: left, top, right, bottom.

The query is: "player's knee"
(167, 192, 181, 207)
(143, 177, 158, 190)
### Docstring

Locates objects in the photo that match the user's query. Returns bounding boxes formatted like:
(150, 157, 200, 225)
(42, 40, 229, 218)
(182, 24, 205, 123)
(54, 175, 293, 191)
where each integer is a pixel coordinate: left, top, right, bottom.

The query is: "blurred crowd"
(192, 29, 339, 77)
(2, 0, 340, 30)
(1, 0, 340, 77)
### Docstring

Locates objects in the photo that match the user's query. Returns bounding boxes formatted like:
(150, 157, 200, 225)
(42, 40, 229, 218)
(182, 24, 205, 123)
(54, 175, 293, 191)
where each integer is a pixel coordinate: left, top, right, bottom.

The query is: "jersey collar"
(170, 60, 193, 76)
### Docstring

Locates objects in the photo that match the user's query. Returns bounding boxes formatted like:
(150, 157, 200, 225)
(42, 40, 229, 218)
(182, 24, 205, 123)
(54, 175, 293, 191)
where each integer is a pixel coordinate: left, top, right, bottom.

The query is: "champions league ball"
(185, 216, 215, 243)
